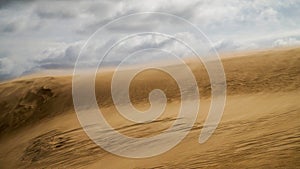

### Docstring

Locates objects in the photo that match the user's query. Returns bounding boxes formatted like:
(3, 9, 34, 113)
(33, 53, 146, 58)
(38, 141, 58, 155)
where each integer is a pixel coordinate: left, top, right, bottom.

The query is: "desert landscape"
(0, 47, 299, 168)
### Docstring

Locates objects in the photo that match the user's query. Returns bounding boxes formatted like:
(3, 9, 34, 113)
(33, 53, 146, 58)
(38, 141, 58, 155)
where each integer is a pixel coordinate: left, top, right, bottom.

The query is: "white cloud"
(0, 57, 15, 79)
(0, 54, 30, 80)
(272, 38, 300, 47)
(34, 41, 84, 69)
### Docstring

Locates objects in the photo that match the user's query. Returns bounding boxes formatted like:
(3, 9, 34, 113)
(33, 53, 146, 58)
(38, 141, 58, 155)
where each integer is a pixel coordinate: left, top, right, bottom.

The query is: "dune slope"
(0, 47, 299, 168)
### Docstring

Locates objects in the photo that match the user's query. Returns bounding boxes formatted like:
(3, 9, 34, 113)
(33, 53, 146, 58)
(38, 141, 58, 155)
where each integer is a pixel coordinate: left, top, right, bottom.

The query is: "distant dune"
(0, 47, 299, 168)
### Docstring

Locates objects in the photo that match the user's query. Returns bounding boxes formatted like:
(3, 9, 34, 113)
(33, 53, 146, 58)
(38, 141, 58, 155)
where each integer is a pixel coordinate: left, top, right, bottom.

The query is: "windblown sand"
(0, 47, 299, 168)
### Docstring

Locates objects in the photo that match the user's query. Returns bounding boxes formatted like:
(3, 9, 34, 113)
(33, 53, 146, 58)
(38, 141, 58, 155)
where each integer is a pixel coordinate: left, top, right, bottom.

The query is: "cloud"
(35, 32, 199, 70)
(0, 0, 35, 9)
(0, 2, 41, 34)
(34, 41, 83, 69)
(0, 0, 300, 81)
(211, 39, 262, 52)
(0, 16, 40, 33)
(0, 57, 15, 80)
(33, 2, 79, 19)
(212, 39, 241, 52)
(0, 53, 30, 81)
(0, 21, 20, 33)
(272, 38, 300, 47)
(76, 0, 201, 34)
(35, 7, 76, 19)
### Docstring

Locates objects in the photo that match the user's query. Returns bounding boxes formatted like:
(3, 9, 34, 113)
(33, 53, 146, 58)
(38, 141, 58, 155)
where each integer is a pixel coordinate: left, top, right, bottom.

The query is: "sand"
(0, 47, 299, 168)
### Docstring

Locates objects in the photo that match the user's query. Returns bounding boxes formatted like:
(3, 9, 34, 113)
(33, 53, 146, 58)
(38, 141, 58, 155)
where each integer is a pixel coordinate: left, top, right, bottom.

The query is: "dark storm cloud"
(0, 0, 35, 8)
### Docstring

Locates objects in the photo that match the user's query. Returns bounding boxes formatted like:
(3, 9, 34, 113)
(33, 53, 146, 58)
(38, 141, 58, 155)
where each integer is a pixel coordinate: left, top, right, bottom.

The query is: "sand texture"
(0, 47, 299, 168)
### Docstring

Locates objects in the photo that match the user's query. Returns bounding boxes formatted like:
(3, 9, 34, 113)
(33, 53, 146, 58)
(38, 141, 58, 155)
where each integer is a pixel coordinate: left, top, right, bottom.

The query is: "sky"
(0, 0, 300, 81)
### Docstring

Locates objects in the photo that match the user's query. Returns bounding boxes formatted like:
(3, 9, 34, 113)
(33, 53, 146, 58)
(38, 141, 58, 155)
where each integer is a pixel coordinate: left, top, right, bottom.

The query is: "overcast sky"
(0, 0, 300, 81)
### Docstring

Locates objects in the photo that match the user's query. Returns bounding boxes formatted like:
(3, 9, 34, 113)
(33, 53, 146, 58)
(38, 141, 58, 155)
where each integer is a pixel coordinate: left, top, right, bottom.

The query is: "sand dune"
(0, 47, 299, 168)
